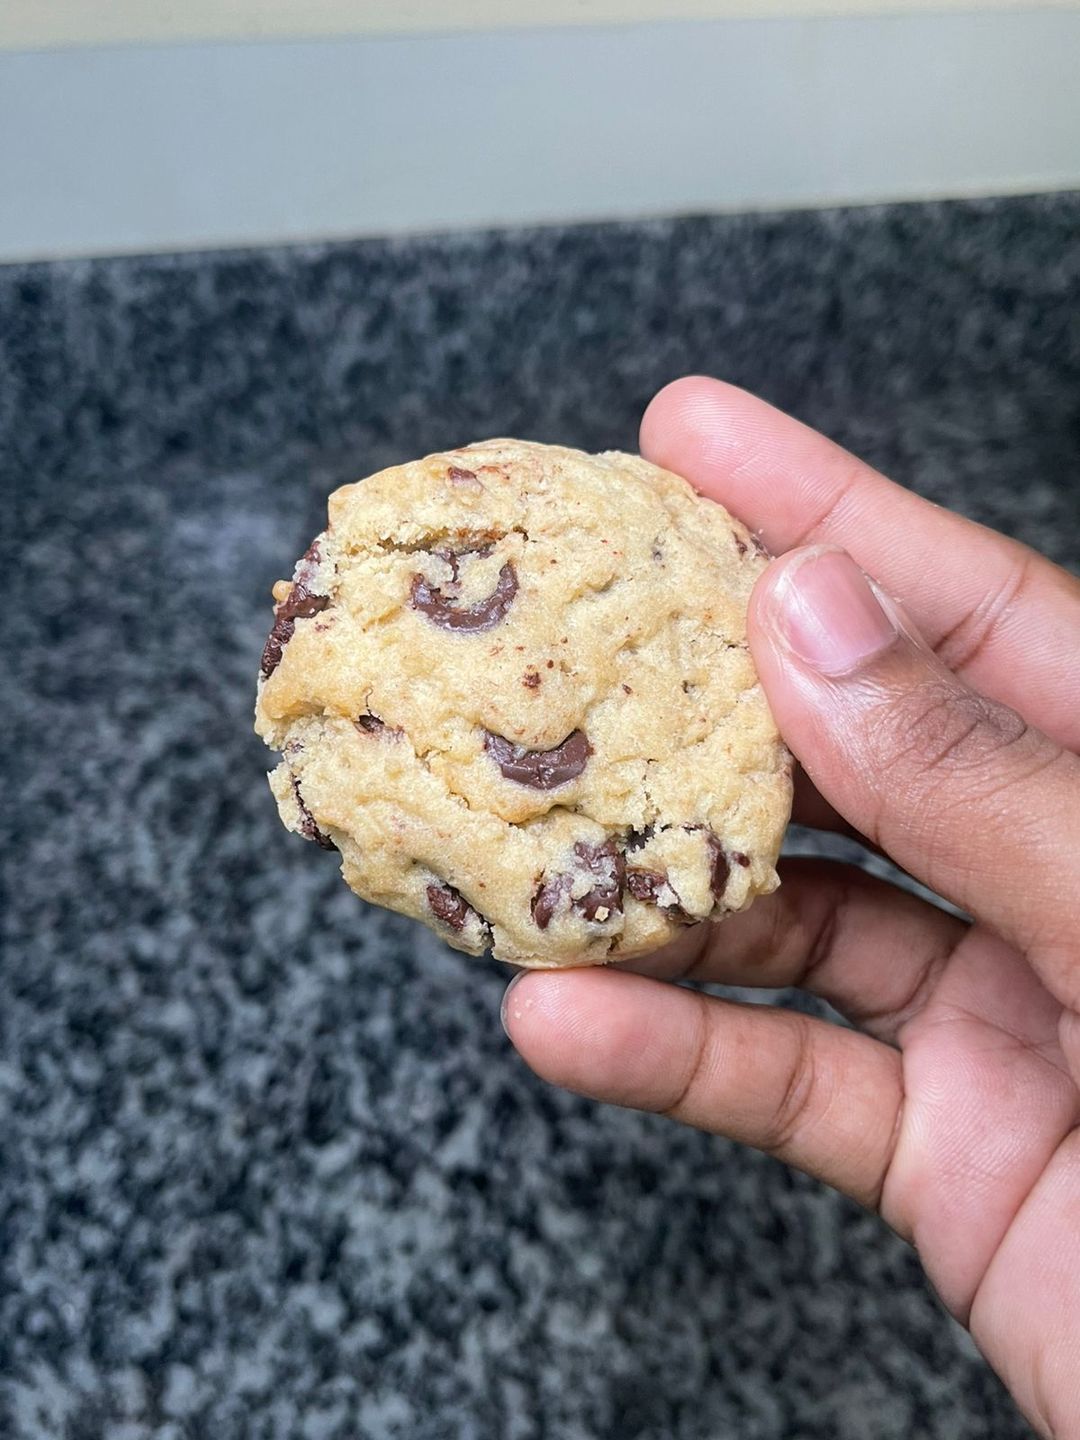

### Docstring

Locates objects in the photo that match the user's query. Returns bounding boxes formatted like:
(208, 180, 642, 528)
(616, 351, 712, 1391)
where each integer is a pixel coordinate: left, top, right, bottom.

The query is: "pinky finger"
(503, 968, 904, 1215)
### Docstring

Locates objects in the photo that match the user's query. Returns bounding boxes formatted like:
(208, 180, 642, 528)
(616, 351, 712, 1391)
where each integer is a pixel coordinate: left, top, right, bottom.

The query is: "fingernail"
(500, 970, 528, 1037)
(770, 547, 899, 677)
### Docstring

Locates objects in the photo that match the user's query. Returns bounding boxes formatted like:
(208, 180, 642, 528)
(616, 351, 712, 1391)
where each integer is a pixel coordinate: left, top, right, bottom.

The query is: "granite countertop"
(4, 193, 1080, 1439)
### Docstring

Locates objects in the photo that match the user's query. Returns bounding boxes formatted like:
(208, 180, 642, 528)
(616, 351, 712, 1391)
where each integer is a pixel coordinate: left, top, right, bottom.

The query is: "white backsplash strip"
(2, 8, 1078, 262)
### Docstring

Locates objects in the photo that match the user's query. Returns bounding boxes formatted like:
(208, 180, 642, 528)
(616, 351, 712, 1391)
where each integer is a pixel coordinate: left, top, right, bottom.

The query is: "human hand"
(501, 377, 1080, 1438)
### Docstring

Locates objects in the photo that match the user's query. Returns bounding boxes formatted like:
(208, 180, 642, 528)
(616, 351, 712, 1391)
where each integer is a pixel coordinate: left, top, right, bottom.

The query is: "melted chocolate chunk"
(734, 851, 750, 867)
(626, 867, 691, 921)
(260, 540, 330, 677)
(626, 869, 670, 905)
(484, 729, 592, 788)
(410, 556, 518, 632)
(292, 777, 336, 850)
(260, 617, 294, 677)
(706, 833, 730, 901)
(530, 877, 565, 930)
(356, 712, 404, 739)
(277, 588, 330, 624)
(532, 840, 625, 930)
(427, 881, 490, 942)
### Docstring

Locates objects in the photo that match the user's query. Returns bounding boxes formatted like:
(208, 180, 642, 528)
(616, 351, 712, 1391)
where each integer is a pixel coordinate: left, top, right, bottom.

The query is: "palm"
(889, 925, 1079, 1399)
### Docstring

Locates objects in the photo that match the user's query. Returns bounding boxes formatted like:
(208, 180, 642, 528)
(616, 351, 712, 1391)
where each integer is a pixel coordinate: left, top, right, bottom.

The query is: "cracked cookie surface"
(254, 439, 791, 966)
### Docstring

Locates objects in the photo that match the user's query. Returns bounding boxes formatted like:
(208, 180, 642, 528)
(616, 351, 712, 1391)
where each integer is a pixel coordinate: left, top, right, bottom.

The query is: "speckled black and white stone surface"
(4, 193, 1080, 1439)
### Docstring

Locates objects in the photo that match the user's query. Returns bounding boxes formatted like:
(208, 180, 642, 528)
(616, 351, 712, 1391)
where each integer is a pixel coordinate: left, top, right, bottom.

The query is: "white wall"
(3, 0, 1067, 47)
(2, 7, 1079, 261)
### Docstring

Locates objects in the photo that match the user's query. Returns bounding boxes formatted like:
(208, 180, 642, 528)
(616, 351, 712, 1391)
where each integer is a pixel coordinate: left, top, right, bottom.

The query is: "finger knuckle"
(798, 881, 846, 987)
(660, 992, 712, 1119)
(788, 456, 865, 550)
(932, 548, 1034, 677)
(763, 1014, 819, 1156)
(869, 678, 1034, 803)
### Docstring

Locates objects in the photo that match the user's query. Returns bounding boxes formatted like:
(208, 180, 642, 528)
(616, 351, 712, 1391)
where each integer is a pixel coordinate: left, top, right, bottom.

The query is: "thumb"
(750, 545, 1080, 1003)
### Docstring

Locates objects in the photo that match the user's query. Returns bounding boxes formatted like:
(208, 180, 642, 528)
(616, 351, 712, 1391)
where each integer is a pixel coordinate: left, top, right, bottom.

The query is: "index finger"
(503, 967, 904, 1215)
(641, 377, 1080, 750)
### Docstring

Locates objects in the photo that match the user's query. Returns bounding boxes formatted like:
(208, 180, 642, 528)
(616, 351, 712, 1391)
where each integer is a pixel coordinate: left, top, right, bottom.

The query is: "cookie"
(254, 440, 791, 967)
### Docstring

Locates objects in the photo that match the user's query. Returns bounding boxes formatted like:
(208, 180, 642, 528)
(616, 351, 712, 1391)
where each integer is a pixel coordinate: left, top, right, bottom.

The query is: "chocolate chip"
(447, 465, 477, 482)
(734, 851, 750, 867)
(732, 531, 748, 557)
(530, 879, 564, 930)
(426, 880, 488, 937)
(298, 538, 321, 571)
(355, 712, 404, 741)
(626, 867, 691, 920)
(706, 833, 730, 900)
(410, 557, 518, 632)
(522, 672, 541, 690)
(276, 588, 329, 624)
(260, 617, 295, 677)
(260, 540, 330, 677)
(292, 777, 336, 850)
(625, 824, 655, 854)
(484, 729, 592, 788)
(626, 869, 666, 904)
(532, 840, 625, 930)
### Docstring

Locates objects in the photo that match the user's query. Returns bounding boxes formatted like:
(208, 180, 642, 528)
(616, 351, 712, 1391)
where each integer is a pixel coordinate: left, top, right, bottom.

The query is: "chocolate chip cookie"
(255, 440, 791, 967)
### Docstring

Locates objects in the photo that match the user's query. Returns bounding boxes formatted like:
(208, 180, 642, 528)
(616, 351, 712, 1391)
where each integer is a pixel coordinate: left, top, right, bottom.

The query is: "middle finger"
(625, 857, 966, 1045)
